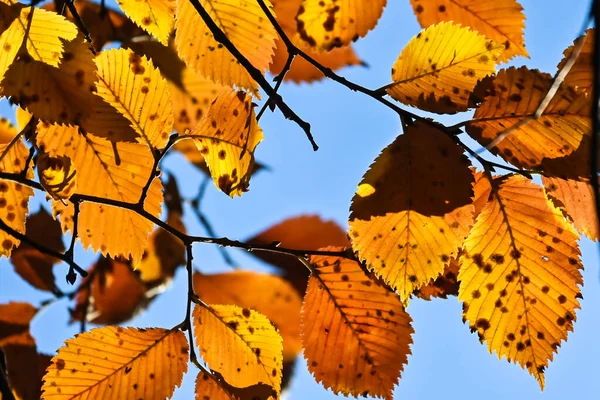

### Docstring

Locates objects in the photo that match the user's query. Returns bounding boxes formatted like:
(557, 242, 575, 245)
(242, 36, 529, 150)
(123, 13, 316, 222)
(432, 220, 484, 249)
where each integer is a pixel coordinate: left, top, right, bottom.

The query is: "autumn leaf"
(303, 250, 413, 399)
(0, 301, 37, 346)
(349, 122, 474, 302)
(295, 0, 387, 51)
(410, 0, 528, 62)
(37, 152, 77, 201)
(41, 326, 188, 399)
(458, 175, 583, 389)
(195, 370, 277, 400)
(412, 255, 460, 300)
(10, 208, 64, 292)
(269, 0, 363, 83)
(37, 123, 163, 261)
(0, 1, 77, 88)
(94, 48, 175, 149)
(126, 39, 228, 135)
(387, 22, 503, 114)
(466, 67, 591, 168)
(193, 304, 283, 397)
(116, 0, 175, 45)
(193, 270, 302, 361)
(175, 0, 278, 92)
(71, 257, 148, 325)
(558, 28, 594, 94)
(186, 89, 264, 197)
(0, 117, 34, 257)
(246, 214, 350, 294)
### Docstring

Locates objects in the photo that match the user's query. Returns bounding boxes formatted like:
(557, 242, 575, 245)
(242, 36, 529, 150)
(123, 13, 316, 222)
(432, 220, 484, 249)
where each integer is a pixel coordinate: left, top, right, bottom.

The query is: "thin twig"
(137, 133, 180, 207)
(65, 0, 97, 55)
(65, 199, 81, 285)
(256, 53, 295, 122)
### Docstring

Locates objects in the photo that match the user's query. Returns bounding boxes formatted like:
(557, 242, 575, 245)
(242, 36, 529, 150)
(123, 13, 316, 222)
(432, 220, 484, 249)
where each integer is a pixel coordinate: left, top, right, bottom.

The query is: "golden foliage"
(467, 67, 591, 168)
(187, 89, 264, 197)
(409, 0, 528, 61)
(558, 28, 594, 94)
(175, 0, 278, 92)
(458, 175, 583, 389)
(193, 270, 302, 361)
(193, 304, 283, 397)
(303, 250, 413, 399)
(0, 118, 34, 257)
(95, 48, 175, 148)
(388, 22, 503, 114)
(116, 0, 176, 45)
(349, 122, 474, 302)
(37, 123, 163, 261)
(41, 327, 188, 399)
(296, 0, 387, 51)
(37, 152, 77, 201)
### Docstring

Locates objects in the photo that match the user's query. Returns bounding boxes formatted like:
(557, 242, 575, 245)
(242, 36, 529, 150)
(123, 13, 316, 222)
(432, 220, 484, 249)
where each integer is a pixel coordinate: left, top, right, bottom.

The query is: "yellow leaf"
(126, 39, 228, 134)
(0, 301, 37, 347)
(387, 22, 503, 114)
(2, 38, 138, 141)
(349, 122, 474, 302)
(269, 0, 363, 83)
(410, 0, 528, 62)
(0, 1, 77, 86)
(193, 270, 302, 361)
(458, 175, 582, 389)
(558, 28, 594, 94)
(175, 0, 278, 92)
(543, 177, 598, 241)
(37, 152, 77, 201)
(296, 0, 387, 51)
(94, 48, 175, 149)
(187, 89, 264, 197)
(412, 255, 460, 300)
(0, 118, 34, 257)
(37, 123, 163, 261)
(303, 250, 413, 399)
(41, 327, 188, 399)
(467, 67, 591, 168)
(195, 370, 279, 400)
(116, 0, 175, 45)
(193, 304, 282, 397)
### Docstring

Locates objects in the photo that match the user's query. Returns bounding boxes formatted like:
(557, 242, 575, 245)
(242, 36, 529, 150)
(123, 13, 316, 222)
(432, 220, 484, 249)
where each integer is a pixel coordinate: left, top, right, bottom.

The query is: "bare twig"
(64, 0, 97, 55)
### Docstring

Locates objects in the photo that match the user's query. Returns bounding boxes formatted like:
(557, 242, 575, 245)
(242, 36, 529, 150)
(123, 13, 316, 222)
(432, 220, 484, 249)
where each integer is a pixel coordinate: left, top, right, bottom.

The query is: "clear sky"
(0, 0, 598, 399)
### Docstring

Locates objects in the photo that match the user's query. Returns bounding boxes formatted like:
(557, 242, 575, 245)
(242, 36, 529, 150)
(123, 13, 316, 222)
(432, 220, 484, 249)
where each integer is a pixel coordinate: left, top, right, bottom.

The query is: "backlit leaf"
(296, 0, 387, 51)
(458, 175, 583, 389)
(349, 122, 474, 302)
(543, 176, 598, 241)
(246, 214, 350, 294)
(387, 22, 503, 114)
(187, 89, 264, 197)
(193, 304, 283, 397)
(175, 0, 278, 91)
(37, 152, 77, 201)
(193, 270, 302, 361)
(195, 370, 277, 400)
(71, 257, 148, 325)
(0, 118, 34, 257)
(410, 0, 528, 62)
(116, 0, 175, 45)
(558, 28, 594, 94)
(37, 123, 163, 261)
(412, 255, 460, 300)
(0, 301, 36, 346)
(303, 250, 413, 399)
(41, 327, 188, 399)
(10, 208, 64, 292)
(467, 67, 591, 168)
(94, 48, 175, 149)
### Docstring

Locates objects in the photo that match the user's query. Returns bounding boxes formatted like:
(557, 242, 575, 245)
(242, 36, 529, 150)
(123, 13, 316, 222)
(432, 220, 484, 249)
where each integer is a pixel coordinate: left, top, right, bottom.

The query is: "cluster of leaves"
(0, 0, 597, 399)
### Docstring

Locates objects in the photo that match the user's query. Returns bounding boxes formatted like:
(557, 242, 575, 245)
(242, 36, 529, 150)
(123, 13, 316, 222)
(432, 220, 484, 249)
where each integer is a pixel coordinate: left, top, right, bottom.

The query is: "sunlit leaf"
(0, 301, 36, 346)
(41, 327, 188, 399)
(409, 0, 528, 62)
(175, 0, 278, 92)
(193, 304, 282, 397)
(296, 0, 387, 51)
(187, 89, 264, 197)
(387, 22, 503, 114)
(303, 250, 413, 398)
(349, 122, 474, 302)
(459, 175, 583, 389)
(193, 270, 302, 361)
(116, 0, 175, 45)
(467, 67, 591, 168)
(558, 28, 594, 94)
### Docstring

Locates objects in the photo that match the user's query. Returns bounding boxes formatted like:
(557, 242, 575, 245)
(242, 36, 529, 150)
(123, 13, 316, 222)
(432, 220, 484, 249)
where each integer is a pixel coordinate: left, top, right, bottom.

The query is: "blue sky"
(1, 0, 598, 399)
